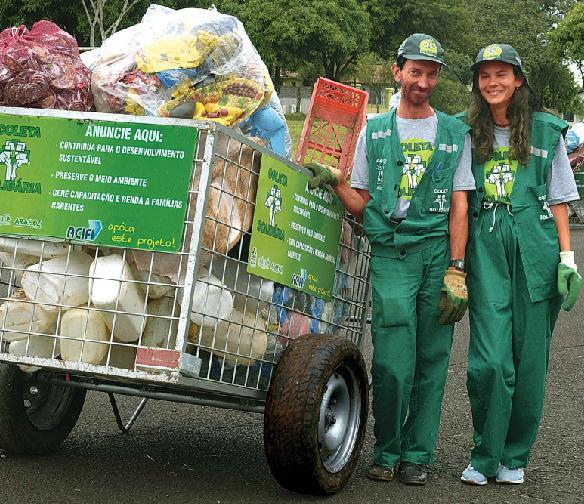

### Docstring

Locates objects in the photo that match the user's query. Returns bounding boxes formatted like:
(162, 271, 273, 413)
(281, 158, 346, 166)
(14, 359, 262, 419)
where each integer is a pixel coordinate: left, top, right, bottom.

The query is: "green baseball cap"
(471, 43, 525, 73)
(397, 33, 446, 66)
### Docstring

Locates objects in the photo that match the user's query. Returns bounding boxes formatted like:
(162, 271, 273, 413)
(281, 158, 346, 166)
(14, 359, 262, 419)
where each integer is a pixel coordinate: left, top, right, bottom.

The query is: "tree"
(301, 0, 370, 81)
(80, 0, 146, 47)
(350, 53, 394, 112)
(216, 0, 370, 88)
(0, 0, 82, 39)
(548, 1, 584, 84)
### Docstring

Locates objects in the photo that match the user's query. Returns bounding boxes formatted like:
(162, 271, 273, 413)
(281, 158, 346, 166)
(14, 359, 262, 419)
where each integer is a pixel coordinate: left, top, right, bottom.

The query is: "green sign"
(248, 156, 343, 300)
(0, 111, 197, 252)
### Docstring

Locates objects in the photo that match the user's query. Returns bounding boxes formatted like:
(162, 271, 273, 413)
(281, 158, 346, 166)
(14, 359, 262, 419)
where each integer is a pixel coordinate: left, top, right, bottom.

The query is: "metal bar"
(174, 127, 217, 359)
(38, 375, 265, 413)
(124, 397, 149, 431)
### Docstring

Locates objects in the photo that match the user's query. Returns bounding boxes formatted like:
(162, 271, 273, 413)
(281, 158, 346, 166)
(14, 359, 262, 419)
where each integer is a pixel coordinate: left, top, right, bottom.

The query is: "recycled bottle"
(59, 308, 110, 365)
(89, 255, 147, 343)
(0, 288, 57, 343)
(142, 296, 178, 349)
(21, 252, 94, 312)
(10, 334, 60, 359)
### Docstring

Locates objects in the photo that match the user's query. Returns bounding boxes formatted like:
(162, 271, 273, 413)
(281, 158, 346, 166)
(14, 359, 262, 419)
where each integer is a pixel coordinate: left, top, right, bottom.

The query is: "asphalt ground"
(0, 230, 583, 504)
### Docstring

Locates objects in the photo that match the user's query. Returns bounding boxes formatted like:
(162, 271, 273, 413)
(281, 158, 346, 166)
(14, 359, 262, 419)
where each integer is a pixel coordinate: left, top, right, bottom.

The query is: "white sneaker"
(461, 464, 488, 486)
(496, 464, 524, 484)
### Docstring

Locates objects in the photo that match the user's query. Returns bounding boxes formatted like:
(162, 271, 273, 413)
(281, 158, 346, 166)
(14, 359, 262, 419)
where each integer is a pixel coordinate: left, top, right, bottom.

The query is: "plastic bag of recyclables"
(87, 5, 284, 139)
(0, 20, 93, 110)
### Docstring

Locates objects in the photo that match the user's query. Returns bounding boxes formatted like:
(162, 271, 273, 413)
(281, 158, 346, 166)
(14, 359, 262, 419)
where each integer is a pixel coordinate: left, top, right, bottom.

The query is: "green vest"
(466, 111, 567, 302)
(363, 108, 470, 258)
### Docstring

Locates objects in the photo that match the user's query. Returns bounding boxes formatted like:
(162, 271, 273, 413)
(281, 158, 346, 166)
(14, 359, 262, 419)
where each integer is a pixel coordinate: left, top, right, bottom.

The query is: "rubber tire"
(264, 333, 368, 495)
(0, 364, 86, 454)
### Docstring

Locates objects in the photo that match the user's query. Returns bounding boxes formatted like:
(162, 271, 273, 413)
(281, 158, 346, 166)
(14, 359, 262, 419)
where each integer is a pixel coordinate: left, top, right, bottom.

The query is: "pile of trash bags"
(0, 20, 92, 110)
(84, 4, 290, 157)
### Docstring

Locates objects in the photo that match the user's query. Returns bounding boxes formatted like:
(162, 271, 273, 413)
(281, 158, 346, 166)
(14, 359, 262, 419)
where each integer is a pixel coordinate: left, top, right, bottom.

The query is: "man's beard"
(401, 84, 431, 107)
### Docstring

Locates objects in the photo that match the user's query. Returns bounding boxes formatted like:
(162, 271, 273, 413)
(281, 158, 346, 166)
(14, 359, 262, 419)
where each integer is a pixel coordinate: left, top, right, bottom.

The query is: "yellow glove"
(439, 269, 468, 325)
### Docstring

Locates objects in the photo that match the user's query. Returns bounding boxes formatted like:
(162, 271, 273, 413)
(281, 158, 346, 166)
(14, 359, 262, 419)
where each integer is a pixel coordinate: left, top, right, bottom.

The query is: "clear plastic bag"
(91, 5, 274, 128)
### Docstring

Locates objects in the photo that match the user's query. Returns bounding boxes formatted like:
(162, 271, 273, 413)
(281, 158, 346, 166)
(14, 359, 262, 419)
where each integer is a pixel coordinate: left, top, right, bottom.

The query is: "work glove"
(558, 250, 582, 311)
(439, 269, 468, 325)
(304, 162, 342, 190)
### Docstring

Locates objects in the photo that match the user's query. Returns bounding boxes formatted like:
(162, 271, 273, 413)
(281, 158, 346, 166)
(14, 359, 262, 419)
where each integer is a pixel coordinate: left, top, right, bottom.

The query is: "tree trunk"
(296, 85, 301, 114)
(273, 66, 283, 94)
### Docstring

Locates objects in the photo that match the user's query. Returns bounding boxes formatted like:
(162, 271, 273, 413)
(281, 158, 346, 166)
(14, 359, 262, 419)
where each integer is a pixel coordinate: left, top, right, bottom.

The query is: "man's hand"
(439, 269, 468, 325)
(558, 251, 581, 311)
(304, 162, 342, 189)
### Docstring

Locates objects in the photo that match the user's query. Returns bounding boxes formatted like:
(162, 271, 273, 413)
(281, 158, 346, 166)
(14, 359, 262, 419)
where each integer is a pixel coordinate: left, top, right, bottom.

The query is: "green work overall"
(364, 109, 469, 467)
(466, 112, 566, 476)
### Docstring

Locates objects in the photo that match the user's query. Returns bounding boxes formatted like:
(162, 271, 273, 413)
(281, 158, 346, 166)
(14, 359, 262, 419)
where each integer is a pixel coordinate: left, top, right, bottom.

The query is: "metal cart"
(0, 108, 371, 495)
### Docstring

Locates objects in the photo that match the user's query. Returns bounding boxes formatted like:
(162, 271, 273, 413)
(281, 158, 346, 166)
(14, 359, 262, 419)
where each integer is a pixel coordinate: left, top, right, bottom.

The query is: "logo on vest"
(402, 155, 425, 196)
(539, 196, 553, 221)
(486, 163, 514, 201)
(429, 189, 449, 213)
(375, 158, 386, 190)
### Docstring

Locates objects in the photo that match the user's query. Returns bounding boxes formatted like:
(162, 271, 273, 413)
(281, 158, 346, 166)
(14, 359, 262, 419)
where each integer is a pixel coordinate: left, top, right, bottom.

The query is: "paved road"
(1, 231, 583, 504)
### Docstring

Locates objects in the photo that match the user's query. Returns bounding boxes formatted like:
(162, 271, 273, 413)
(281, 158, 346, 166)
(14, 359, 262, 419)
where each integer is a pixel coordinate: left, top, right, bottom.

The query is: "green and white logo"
(484, 148, 517, 204)
(0, 139, 30, 181)
(399, 138, 434, 199)
(265, 184, 282, 226)
(483, 44, 503, 60)
(419, 38, 438, 57)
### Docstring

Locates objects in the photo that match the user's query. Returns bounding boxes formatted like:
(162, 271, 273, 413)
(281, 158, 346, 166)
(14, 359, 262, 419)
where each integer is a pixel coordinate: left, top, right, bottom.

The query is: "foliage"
(216, 0, 370, 86)
(430, 75, 470, 115)
(527, 55, 583, 113)
(350, 52, 394, 107)
(548, 1, 584, 84)
(0, 0, 580, 114)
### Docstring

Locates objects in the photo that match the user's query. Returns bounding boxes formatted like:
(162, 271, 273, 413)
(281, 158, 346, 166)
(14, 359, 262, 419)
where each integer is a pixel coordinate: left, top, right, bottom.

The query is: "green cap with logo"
(471, 43, 525, 73)
(397, 33, 446, 66)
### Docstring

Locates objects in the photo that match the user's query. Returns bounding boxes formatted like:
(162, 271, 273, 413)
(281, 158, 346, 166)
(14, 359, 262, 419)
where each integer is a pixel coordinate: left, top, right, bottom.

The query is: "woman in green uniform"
(460, 44, 582, 486)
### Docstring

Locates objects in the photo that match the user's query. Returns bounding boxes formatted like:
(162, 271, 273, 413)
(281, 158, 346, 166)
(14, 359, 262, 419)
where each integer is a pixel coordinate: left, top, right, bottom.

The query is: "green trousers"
(467, 206, 561, 476)
(370, 239, 453, 467)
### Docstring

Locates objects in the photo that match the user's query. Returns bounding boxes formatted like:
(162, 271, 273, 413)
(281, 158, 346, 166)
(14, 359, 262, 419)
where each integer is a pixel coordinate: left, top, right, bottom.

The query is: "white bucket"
(10, 334, 60, 359)
(190, 271, 233, 327)
(142, 296, 178, 349)
(59, 308, 110, 365)
(190, 308, 267, 367)
(0, 252, 39, 283)
(0, 289, 57, 342)
(21, 252, 94, 312)
(0, 237, 70, 257)
(89, 255, 147, 342)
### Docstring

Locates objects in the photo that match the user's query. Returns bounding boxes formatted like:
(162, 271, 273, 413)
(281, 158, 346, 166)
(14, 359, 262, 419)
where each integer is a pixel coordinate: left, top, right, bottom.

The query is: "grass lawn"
(285, 113, 306, 159)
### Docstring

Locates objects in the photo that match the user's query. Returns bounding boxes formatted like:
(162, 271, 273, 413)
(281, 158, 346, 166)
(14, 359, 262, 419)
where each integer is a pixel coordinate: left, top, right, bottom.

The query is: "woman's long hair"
(467, 66, 540, 166)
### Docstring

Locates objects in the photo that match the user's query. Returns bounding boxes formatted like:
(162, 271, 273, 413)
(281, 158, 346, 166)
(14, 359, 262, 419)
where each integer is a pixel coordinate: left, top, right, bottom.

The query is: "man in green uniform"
(307, 34, 473, 485)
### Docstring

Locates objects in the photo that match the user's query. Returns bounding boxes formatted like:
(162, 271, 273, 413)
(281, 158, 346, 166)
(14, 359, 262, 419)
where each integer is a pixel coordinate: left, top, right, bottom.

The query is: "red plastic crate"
(295, 78, 368, 178)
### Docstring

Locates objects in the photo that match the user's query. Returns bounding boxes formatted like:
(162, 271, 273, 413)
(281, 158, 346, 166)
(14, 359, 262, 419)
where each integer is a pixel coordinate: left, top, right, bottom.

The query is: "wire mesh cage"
(0, 114, 371, 404)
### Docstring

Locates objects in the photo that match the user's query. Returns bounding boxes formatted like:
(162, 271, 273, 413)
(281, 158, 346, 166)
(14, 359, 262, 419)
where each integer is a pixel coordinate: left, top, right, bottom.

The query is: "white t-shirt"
(490, 125, 578, 205)
(351, 114, 474, 218)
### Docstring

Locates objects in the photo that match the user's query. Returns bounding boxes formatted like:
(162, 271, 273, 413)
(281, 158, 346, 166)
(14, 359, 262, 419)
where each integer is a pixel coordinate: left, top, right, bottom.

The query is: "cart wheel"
(0, 363, 86, 454)
(264, 333, 368, 495)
